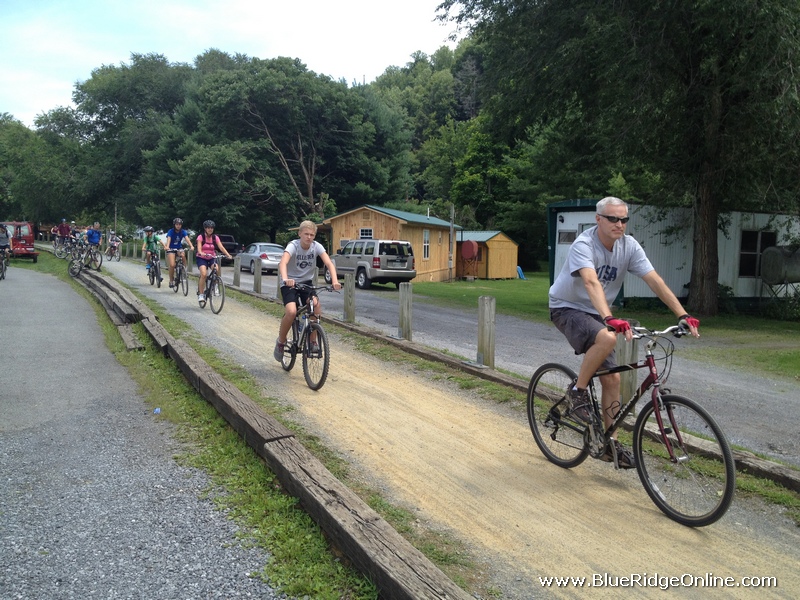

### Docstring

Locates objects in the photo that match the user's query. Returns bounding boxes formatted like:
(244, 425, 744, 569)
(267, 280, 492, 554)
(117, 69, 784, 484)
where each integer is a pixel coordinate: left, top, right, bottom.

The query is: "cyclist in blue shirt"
(164, 218, 195, 289)
(85, 222, 103, 246)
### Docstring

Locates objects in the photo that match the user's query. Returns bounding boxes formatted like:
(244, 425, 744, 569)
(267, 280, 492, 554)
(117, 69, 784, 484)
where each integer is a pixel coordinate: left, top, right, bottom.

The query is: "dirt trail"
(106, 260, 800, 599)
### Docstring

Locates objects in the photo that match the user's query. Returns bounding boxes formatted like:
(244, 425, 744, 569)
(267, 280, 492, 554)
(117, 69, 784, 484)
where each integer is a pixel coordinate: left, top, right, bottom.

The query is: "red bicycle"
(527, 323, 735, 527)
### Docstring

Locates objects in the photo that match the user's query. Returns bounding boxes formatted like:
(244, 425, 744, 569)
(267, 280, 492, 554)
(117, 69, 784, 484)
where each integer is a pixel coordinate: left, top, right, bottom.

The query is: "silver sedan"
(238, 242, 285, 274)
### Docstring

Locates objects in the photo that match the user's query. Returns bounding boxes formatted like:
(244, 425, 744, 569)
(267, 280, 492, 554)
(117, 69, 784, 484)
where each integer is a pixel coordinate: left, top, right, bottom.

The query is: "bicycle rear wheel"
(209, 277, 225, 313)
(302, 323, 330, 390)
(633, 394, 735, 527)
(527, 363, 589, 468)
(281, 324, 298, 371)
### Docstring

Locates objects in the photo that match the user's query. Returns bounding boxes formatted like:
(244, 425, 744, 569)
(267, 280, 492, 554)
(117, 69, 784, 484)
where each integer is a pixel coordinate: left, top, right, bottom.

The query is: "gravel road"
(0, 266, 286, 599)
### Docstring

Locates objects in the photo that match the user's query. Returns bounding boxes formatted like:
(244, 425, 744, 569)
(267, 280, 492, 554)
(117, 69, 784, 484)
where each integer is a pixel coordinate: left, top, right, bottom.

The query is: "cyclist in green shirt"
(141, 226, 164, 281)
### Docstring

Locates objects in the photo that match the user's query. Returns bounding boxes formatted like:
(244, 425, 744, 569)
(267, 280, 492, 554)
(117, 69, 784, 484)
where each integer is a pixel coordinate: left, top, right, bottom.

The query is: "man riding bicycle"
(548, 196, 700, 468)
(163, 218, 195, 289)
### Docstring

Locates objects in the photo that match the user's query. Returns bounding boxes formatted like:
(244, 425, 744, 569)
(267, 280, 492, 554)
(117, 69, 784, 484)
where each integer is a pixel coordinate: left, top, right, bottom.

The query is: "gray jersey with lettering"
(282, 239, 327, 284)
(549, 226, 653, 314)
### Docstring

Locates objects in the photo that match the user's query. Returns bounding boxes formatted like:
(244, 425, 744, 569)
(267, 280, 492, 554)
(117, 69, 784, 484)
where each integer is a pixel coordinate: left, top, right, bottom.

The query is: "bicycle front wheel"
(281, 323, 298, 372)
(527, 363, 589, 468)
(0, 258, 6, 280)
(68, 258, 83, 278)
(633, 394, 735, 527)
(154, 261, 161, 288)
(180, 265, 188, 296)
(113, 247, 121, 261)
(209, 277, 225, 314)
(302, 323, 330, 390)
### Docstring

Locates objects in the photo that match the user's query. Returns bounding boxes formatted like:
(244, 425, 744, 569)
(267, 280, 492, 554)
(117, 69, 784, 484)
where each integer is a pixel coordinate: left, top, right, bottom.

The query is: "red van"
(1, 221, 39, 263)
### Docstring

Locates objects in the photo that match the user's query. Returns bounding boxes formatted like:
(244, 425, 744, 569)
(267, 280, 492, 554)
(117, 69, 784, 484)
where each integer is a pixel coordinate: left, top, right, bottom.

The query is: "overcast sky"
(0, 0, 461, 127)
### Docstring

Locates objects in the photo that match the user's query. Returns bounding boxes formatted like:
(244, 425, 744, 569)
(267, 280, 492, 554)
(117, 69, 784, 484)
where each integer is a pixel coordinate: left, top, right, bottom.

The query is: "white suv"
(325, 239, 416, 289)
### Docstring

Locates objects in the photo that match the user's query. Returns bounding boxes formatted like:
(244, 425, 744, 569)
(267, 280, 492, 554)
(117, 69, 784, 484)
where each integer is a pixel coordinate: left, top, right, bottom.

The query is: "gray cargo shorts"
(550, 307, 616, 370)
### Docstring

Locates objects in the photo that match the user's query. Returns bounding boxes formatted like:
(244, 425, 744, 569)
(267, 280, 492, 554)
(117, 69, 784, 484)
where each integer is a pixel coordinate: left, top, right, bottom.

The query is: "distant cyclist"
(106, 230, 123, 258)
(164, 218, 195, 289)
(194, 220, 232, 303)
(0, 223, 13, 258)
(141, 226, 164, 282)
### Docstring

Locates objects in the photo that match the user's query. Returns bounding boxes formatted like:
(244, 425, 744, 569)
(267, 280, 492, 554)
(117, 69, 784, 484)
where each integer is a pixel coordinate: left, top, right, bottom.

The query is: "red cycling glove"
(604, 316, 631, 334)
(679, 314, 700, 330)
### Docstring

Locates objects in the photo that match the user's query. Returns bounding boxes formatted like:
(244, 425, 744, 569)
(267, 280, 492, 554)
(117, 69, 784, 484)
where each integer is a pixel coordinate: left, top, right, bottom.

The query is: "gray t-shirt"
(549, 226, 653, 314)
(0, 229, 10, 246)
(281, 239, 327, 284)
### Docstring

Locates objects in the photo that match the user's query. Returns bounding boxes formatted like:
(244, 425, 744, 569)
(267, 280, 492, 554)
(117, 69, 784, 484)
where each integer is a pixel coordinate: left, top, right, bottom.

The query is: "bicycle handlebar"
(631, 324, 690, 339)
(293, 282, 339, 294)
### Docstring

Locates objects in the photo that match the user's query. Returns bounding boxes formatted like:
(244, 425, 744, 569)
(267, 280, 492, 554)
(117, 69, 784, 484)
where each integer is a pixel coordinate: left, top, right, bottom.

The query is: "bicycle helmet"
(144, 226, 154, 232)
(110, 230, 115, 235)
(203, 220, 215, 228)
(173, 217, 183, 225)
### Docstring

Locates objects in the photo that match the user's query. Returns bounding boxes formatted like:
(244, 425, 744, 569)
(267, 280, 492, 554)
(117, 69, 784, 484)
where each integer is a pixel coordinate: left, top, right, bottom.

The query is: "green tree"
(441, 0, 800, 315)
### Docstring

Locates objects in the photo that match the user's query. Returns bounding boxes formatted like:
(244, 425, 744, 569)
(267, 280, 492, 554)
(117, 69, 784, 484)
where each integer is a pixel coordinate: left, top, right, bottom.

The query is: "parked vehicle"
(324, 239, 415, 289)
(238, 242, 285, 274)
(216, 234, 241, 265)
(1, 221, 39, 263)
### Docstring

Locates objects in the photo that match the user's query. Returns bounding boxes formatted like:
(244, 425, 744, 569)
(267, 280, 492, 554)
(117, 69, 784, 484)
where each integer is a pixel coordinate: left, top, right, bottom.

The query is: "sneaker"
(601, 440, 636, 469)
(273, 339, 284, 362)
(198, 293, 205, 302)
(567, 386, 592, 423)
(169, 281, 174, 288)
(309, 342, 320, 355)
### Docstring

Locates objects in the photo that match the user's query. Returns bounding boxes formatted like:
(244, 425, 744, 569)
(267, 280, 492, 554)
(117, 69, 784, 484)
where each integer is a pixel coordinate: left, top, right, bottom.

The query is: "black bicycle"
(147, 252, 162, 288)
(0, 248, 9, 280)
(168, 250, 189, 296)
(68, 243, 103, 277)
(280, 283, 336, 390)
(527, 323, 735, 527)
(199, 255, 225, 314)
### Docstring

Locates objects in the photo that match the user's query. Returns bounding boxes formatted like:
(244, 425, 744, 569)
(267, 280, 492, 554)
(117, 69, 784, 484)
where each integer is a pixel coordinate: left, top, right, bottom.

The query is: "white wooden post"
(253, 259, 262, 293)
(477, 295, 496, 368)
(398, 282, 413, 341)
(343, 273, 356, 323)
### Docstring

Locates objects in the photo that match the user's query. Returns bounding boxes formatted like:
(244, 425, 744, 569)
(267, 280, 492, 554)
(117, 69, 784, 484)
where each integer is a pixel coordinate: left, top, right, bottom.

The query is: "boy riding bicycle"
(274, 220, 341, 361)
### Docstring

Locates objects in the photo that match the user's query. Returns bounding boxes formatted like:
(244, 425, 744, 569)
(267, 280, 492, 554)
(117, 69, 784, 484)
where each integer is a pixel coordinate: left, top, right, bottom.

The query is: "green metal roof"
(457, 230, 503, 243)
(326, 205, 460, 229)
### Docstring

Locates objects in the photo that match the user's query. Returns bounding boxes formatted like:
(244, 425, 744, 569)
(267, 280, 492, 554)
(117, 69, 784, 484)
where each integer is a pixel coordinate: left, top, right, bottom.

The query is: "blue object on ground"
(517, 266, 526, 280)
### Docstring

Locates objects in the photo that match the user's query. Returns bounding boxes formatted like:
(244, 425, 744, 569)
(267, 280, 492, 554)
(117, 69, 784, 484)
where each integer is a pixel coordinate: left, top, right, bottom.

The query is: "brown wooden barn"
(323, 205, 460, 282)
(456, 231, 520, 280)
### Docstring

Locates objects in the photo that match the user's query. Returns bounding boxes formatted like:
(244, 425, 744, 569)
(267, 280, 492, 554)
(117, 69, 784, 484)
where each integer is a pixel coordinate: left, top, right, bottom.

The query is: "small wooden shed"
(323, 205, 461, 283)
(456, 231, 520, 280)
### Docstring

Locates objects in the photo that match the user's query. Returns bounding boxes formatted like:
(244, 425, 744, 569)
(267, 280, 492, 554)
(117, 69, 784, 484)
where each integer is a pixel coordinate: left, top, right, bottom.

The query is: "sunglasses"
(598, 214, 630, 224)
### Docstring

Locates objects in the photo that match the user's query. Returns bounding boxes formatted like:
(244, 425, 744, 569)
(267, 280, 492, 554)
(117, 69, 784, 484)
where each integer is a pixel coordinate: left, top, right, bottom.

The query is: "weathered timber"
(168, 339, 294, 445)
(264, 437, 471, 600)
(117, 324, 144, 351)
(140, 317, 169, 355)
